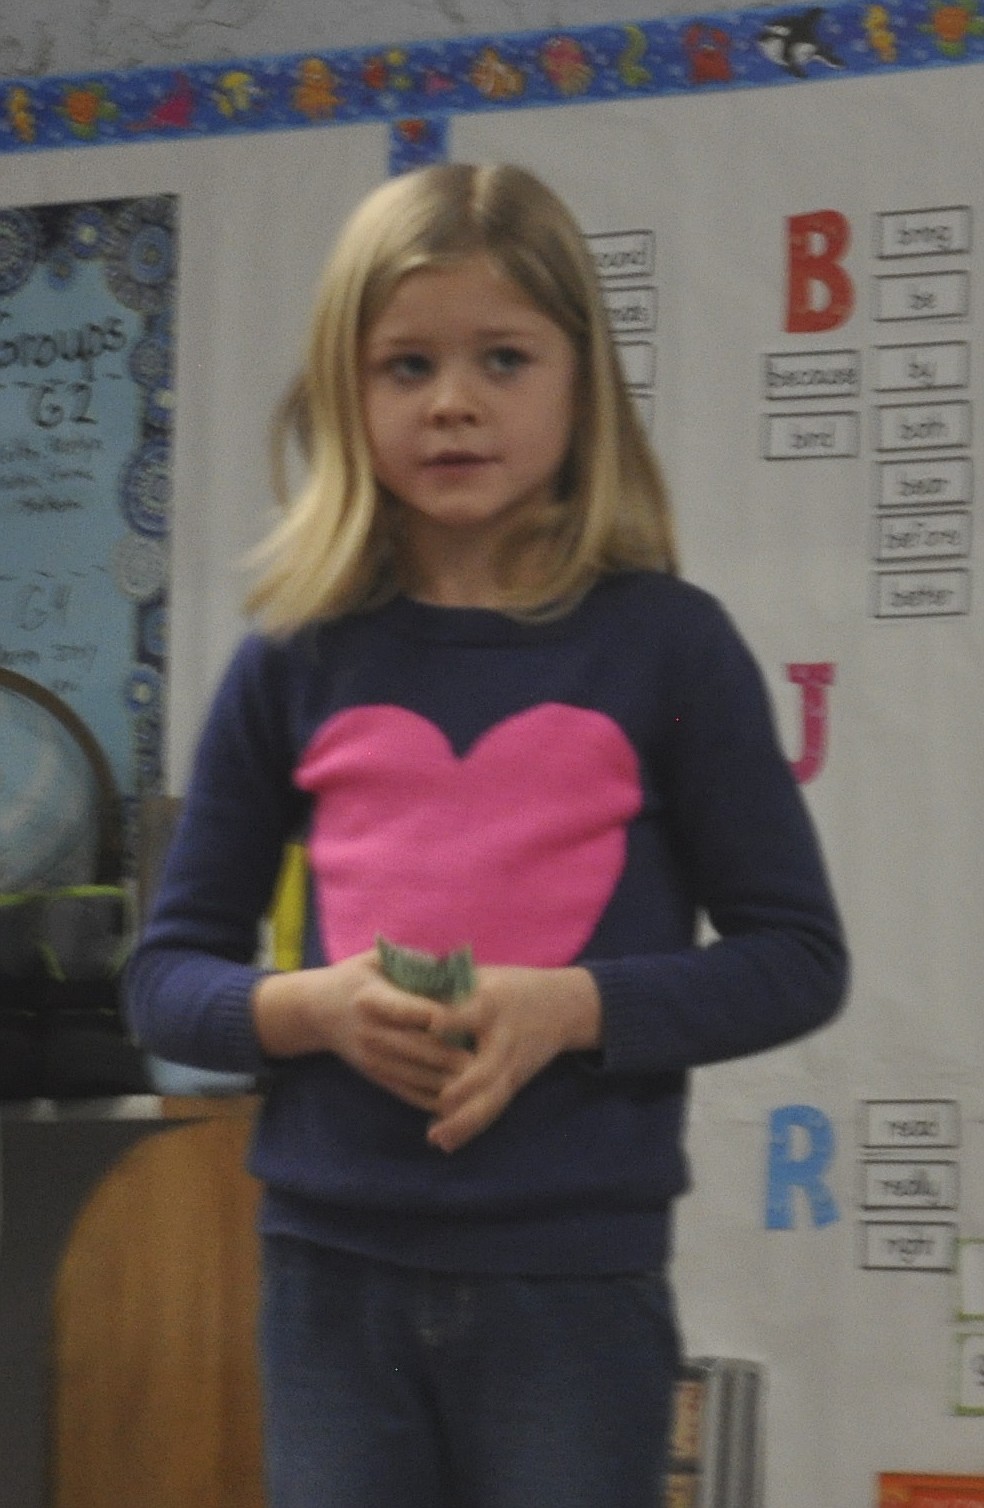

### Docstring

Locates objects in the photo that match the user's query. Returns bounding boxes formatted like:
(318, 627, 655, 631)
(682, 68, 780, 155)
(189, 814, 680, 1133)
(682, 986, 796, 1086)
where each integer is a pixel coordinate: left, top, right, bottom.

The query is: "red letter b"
(786, 211, 854, 333)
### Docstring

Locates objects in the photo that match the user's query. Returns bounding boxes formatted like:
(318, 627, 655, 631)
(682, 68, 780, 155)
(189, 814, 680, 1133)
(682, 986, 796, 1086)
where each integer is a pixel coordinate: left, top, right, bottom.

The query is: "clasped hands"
(253, 949, 602, 1154)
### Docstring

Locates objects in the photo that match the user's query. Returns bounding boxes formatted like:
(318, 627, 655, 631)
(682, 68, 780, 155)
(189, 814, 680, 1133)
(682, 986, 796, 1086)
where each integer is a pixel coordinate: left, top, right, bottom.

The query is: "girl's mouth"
(426, 452, 490, 467)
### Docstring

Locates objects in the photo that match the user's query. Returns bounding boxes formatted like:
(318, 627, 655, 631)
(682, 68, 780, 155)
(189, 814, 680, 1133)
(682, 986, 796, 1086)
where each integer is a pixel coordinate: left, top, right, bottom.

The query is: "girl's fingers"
(366, 1045, 450, 1096)
(368, 1021, 464, 1073)
(427, 1083, 505, 1153)
(361, 990, 437, 1033)
(357, 1014, 473, 1110)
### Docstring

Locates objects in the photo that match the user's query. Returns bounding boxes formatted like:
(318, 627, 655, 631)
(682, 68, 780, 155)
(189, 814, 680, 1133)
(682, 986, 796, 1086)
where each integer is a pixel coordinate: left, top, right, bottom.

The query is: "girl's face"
(360, 253, 577, 604)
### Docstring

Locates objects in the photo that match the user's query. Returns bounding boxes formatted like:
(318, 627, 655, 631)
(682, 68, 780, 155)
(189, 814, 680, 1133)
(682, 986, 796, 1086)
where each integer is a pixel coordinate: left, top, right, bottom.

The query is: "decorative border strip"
(1, 0, 982, 159)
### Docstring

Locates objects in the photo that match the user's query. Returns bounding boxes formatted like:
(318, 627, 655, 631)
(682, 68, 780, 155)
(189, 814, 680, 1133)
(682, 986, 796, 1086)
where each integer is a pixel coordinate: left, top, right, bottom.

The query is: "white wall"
(1, 0, 750, 78)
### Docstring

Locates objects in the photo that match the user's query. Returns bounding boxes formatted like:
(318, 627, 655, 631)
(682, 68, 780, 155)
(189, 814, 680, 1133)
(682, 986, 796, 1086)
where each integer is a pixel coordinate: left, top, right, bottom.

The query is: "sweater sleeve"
(125, 634, 308, 1073)
(586, 598, 848, 1075)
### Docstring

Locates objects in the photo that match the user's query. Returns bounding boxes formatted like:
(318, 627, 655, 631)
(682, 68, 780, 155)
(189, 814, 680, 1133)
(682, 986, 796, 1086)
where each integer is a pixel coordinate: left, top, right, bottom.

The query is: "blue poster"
(0, 195, 175, 835)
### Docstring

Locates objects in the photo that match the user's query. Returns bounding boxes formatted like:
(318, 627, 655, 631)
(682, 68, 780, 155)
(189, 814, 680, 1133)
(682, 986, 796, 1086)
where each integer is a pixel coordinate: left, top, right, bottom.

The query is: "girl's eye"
(486, 346, 529, 376)
(387, 353, 432, 382)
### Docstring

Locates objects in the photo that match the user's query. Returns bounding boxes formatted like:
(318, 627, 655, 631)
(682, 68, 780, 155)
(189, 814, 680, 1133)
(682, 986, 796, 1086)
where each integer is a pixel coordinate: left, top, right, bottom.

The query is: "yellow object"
(268, 843, 307, 971)
(864, 5, 898, 60)
(293, 58, 341, 119)
(216, 70, 257, 116)
(7, 86, 35, 142)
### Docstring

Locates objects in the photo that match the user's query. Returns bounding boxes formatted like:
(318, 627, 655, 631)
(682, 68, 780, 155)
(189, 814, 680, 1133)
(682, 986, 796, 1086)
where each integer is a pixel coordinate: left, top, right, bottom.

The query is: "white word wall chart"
(2, 3, 983, 1501)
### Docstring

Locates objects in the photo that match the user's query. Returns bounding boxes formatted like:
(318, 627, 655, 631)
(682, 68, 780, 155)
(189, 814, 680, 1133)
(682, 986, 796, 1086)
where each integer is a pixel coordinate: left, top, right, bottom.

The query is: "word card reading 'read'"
(861, 1100, 960, 1148)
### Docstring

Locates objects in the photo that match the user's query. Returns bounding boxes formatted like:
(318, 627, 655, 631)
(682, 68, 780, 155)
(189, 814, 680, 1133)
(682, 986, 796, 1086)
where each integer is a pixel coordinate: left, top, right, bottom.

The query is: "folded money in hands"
(376, 936, 476, 1049)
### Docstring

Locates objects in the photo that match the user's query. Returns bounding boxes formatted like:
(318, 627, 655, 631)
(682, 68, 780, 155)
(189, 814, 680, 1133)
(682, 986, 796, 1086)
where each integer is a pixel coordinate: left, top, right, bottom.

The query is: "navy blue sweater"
(127, 571, 847, 1274)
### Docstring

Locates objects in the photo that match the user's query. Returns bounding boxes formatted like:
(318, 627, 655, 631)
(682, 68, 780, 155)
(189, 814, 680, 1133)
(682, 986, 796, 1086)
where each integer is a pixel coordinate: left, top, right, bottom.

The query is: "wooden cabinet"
(1, 1097, 265, 1508)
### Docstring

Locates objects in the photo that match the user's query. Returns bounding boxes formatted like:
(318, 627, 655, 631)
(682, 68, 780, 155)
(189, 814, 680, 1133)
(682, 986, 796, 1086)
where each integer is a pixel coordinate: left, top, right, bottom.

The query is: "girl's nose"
(429, 365, 479, 423)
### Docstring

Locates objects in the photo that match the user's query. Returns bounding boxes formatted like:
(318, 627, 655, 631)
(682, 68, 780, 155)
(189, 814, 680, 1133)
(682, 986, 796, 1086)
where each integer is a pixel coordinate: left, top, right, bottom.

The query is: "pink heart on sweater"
(293, 703, 642, 966)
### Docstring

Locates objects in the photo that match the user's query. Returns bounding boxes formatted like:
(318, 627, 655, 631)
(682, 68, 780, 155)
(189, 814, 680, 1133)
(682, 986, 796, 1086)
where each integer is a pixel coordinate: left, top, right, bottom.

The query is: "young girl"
(127, 163, 847, 1508)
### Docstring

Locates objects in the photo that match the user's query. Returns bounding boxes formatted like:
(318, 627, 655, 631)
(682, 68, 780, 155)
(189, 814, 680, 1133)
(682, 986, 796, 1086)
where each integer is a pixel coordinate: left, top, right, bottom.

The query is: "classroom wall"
(0, 0, 741, 78)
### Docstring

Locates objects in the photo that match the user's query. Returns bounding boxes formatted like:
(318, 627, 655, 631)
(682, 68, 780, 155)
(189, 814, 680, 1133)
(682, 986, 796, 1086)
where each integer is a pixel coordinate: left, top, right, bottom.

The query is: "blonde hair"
(247, 163, 678, 632)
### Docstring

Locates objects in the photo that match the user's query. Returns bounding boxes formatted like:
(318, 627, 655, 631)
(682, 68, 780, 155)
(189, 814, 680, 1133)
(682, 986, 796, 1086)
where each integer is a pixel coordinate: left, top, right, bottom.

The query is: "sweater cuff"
(584, 958, 664, 1075)
(204, 968, 270, 1073)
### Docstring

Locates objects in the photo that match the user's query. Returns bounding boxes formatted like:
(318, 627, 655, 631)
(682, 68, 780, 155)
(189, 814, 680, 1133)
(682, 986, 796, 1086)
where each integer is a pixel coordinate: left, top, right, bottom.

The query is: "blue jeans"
(260, 1236, 679, 1508)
